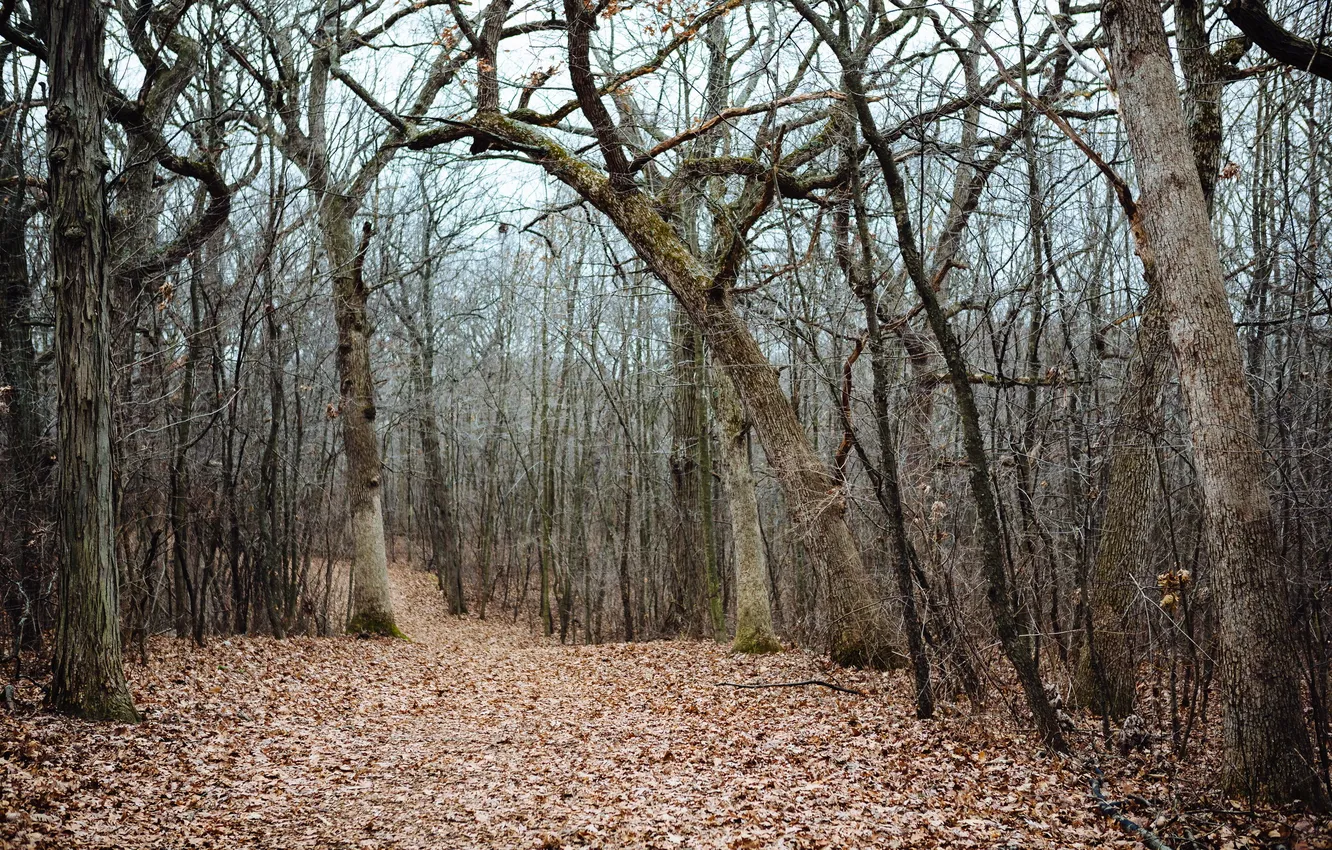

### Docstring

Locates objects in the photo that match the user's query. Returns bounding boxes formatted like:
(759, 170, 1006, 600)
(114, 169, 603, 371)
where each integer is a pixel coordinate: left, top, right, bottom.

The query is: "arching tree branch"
(1223, 0, 1332, 82)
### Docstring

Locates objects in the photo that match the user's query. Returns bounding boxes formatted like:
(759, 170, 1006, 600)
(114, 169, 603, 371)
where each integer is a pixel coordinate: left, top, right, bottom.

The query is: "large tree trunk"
(47, 0, 139, 722)
(326, 216, 399, 637)
(705, 304, 894, 667)
(1104, 0, 1327, 807)
(715, 369, 780, 655)
(1074, 0, 1242, 718)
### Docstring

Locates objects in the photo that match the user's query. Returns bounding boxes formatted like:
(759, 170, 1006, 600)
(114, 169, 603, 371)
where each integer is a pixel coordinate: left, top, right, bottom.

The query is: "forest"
(2, 0, 1332, 846)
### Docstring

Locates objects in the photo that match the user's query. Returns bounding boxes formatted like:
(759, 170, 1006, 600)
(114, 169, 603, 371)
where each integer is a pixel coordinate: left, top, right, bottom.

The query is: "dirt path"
(2, 568, 1132, 849)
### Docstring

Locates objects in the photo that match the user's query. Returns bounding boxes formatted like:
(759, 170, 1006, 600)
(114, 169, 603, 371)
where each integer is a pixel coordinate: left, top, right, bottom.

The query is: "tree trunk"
(47, 0, 139, 722)
(1073, 290, 1167, 719)
(260, 284, 288, 639)
(617, 439, 637, 643)
(697, 358, 725, 641)
(1104, 0, 1327, 807)
(328, 217, 399, 637)
(417, 351, 465, 615)
(170, 260, 204, 644)
(667, 310, 708, 636)
(715, 369, 780, 655)
(0, 86, 43, 652)
(537, 304, 555, 637)
(1074, 0, 1242, 716)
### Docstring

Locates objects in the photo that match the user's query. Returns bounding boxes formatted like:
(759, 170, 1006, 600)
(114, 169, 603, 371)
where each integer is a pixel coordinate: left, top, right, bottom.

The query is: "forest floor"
(3, 567, 1330, 850)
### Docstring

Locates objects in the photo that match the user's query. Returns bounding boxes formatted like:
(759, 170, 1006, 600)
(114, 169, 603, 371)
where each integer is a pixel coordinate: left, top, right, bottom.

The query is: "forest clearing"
(2, 566, 1327, 850)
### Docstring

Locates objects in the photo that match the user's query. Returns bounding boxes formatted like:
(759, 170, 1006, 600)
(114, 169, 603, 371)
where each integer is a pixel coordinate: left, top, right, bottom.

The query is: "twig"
(1087, 767, 1174, 850)
(717, 679, 865, 696)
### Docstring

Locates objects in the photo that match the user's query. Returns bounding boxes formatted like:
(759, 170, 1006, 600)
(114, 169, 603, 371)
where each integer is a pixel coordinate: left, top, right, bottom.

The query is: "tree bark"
(617, 439, 636, 643)
(417, 350, 465, 616)
(715, 369, 780, 655)
(0, 79, 43, 652)
(47, 0, 139, 722)
(1223, 0, 1332, 83)
(697, 367, 725, 641)
(332, 218, 400, 637)
(170, 259, 205, 644)
(260, 280, 289, 639)
(1075, 0, 1243, 716)
(1104, 0, 1327, 807)
(666, 310, 708, 636)
(1073, 290, 1167, 719)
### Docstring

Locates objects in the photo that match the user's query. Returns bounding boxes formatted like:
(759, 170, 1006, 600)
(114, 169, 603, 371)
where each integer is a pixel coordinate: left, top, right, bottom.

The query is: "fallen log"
(717, 679, 865, 696)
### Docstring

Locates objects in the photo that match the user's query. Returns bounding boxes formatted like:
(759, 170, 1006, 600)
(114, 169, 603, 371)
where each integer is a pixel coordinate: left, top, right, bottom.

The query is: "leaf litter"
(3, 568, 1329, 849)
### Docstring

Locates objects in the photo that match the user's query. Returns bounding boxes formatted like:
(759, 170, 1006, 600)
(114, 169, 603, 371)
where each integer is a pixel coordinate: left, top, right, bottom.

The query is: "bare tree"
(1104, 0, 1327, 807)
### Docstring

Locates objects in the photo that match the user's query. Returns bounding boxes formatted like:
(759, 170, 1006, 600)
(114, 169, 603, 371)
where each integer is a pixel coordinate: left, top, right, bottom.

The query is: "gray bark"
(333, 219, 399, 637)
(47, 0, 139, 722)
(715, 369, 780, 655)
(1073, 290, 1167, 719)
(0, 68, 43, 651)
(1104, 0, 1327, 807)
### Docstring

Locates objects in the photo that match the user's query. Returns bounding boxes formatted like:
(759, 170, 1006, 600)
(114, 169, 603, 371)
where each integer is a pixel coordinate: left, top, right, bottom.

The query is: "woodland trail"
(4, 567, 1144, 849)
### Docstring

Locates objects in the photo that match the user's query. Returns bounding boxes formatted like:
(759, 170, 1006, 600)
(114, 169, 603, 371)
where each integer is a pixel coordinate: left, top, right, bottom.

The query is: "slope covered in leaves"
(3, 567, 1326, 849)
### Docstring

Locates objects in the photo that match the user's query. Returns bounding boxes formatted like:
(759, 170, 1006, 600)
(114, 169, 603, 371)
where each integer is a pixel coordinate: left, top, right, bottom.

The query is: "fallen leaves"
(1, 567, 1328, 849)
